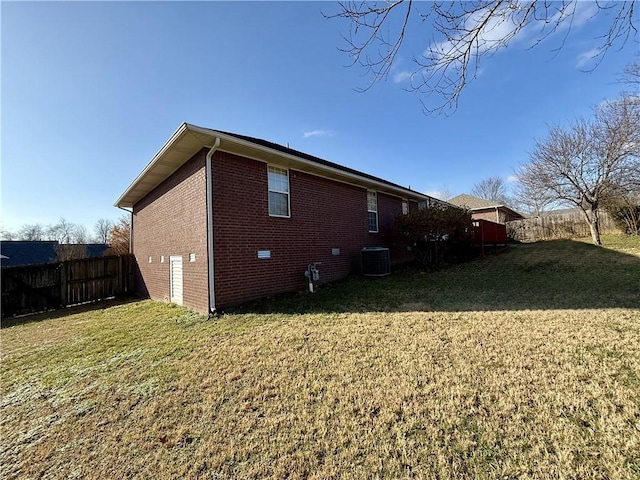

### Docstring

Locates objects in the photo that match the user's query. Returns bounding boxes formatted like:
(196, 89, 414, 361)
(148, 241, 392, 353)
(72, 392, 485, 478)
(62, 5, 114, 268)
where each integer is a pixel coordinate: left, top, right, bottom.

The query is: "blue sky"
(2, 1, 637, 234)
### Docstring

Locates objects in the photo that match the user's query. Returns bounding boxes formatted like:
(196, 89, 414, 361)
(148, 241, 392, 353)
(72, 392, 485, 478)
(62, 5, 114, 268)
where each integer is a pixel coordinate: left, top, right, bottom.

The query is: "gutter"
(205, 138, 220, 315)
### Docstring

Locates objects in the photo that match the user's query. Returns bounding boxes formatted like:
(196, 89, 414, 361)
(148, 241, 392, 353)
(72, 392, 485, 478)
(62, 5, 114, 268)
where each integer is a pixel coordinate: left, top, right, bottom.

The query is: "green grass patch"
(237, 235, 640, 313)
(1, 235, 639, 479)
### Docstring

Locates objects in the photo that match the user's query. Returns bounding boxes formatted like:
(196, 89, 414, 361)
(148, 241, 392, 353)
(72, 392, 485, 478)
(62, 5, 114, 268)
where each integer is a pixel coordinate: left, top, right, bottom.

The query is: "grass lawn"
(1, 235, 639, 479)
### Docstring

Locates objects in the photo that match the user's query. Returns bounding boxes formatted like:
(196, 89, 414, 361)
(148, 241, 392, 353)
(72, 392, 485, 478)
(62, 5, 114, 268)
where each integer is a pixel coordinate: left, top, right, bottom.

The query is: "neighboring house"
(116, 123, 437, 314)
(0, 241, 109, 267)
(448, 194, 524, 224)
(0, 241, 58, 267)
(86, 244, 110, 257)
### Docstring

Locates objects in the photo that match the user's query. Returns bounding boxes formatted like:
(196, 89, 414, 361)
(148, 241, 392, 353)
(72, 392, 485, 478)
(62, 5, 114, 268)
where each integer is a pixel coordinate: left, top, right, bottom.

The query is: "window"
(367, 191, 378, 232)
(268, 166, 290, 217)
(402, 199, 409, 215)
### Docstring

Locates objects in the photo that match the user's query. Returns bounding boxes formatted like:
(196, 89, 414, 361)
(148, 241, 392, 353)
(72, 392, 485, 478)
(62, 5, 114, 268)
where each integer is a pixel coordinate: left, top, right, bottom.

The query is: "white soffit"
(115, 124, 210, 208)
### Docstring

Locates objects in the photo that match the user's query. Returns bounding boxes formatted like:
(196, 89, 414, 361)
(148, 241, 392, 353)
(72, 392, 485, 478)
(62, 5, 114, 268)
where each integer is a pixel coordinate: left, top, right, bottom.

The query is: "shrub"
(605, 198, 640, 235)
(396, 205, 473, 266)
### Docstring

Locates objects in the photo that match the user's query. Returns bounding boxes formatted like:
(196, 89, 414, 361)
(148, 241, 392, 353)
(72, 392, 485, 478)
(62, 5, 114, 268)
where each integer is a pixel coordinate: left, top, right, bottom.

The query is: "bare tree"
(0, 227, 16, 240)
(94, 218, 114, 244)
(330, 1, 637, 113)
(72, 225, 90, 244)
(602, 185, 640, 236)
(17, 224, 46, 241)
(511, 179, 555, 217)
(439, 184, 453, 201)
(517, 95, 639, 245)
(619, 57, 640, 87)
(471, 176, 510, 205)
(48, 218, 77, 244)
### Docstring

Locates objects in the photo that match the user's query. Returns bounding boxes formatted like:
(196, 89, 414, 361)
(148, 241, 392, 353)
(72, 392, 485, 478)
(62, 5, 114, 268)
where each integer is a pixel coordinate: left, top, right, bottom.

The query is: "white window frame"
(367, 190, 378, 233)
(402, 199, 409, 215)
(268, 165, 291, 218)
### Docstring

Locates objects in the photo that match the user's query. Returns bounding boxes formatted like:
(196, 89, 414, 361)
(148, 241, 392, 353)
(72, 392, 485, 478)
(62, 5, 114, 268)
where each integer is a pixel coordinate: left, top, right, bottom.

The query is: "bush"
(606, 202, 640, 236)
(396, 205, 473, 266)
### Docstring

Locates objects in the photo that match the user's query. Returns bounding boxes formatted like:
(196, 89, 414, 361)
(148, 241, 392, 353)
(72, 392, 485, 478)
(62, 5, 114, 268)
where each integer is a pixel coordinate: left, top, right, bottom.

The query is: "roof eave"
(115, 123, 433, 208)
(115, 123, 194, 208)
(469, 205, 524, 219)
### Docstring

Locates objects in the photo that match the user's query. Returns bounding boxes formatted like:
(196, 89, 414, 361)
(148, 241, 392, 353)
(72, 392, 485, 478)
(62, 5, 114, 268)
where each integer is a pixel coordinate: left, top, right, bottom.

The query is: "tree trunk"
(588, 220, 602, 245)
(587, 207, 602, 246)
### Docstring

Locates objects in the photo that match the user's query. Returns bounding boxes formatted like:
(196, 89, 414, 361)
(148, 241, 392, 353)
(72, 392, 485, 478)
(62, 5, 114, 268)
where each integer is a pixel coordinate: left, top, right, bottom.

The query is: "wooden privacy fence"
(507, 210, 619, 242)
(1, 255, 134, 319)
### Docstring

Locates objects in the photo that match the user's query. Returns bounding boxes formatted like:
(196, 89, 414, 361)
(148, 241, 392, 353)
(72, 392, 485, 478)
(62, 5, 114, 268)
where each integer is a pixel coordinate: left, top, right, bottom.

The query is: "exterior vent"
(361, 247, 390, 276)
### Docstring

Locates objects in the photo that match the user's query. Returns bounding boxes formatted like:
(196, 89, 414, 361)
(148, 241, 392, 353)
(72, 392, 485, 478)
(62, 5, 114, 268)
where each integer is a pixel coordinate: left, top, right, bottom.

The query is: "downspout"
(495, 206, 499, 223)
(205, 138, 220, 315)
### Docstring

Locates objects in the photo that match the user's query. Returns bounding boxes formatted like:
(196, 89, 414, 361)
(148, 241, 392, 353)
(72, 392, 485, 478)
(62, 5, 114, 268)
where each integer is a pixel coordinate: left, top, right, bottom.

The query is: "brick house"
(448, 194, 524, 224)
(116, 123, 436, 314)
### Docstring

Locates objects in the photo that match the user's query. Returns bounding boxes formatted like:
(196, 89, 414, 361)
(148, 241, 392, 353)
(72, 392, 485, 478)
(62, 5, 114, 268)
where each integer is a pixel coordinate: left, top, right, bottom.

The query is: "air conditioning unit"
(361, 247, 391, 276)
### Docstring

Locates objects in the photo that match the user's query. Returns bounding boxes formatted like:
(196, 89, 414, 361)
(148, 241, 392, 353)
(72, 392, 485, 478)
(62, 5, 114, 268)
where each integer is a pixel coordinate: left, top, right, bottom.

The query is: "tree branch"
(331, 0, 638, 113)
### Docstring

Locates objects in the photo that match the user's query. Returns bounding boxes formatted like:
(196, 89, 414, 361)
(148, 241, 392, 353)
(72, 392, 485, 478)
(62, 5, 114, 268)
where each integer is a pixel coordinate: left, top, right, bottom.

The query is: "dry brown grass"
(2, 237, 639, 479)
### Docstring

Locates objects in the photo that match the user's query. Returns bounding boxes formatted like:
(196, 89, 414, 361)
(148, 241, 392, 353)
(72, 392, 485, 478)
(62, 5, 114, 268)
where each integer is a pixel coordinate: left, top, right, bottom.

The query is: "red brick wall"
(211, 151, 411, 308)
(131, 148, 415, 312)
(132, 150, 209, 314)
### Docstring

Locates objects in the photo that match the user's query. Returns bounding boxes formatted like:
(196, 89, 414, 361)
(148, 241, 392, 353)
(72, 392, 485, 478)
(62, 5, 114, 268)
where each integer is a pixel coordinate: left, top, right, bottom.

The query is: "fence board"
(507, 210, 619, 242)
(1, 255, 134, 318)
